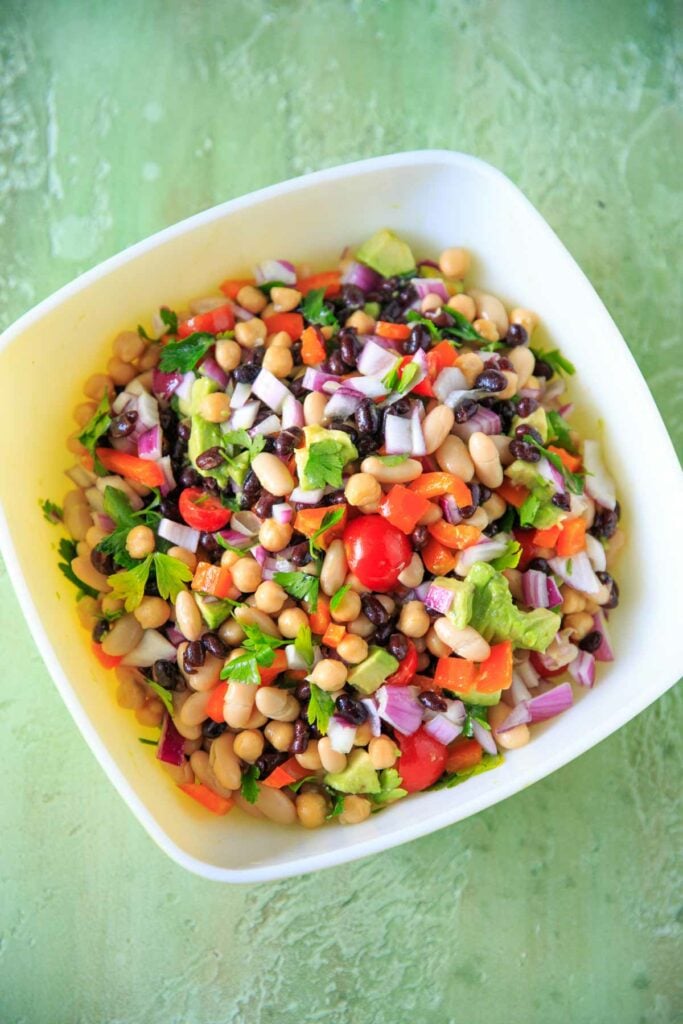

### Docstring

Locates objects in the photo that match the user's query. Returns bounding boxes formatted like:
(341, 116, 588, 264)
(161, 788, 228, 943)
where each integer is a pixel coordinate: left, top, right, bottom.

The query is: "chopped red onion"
(250, 414, 281, 437)
(218, 528, 253, 548)
(585, 533, 607, 572)
(360, 698, 381, 737)
(424, 583, 455, 614)
(135, 390, 160, 429)
(286, 644, 309, 671)
(323, 386, 364, 421)
(544, 378, 566, 402)
(156, 715, 185, 766)
(527, 682, 573, 722)
(495, 702, 532, 732)
(341, 260, 381, 291)
(546, 576, 563, 607)
(559, 402, 574, 418)
(230, 511, 261, 537)
(472, 719, 498, 755)
(510, 671, 532, 705)
(440, 494, 463, 525)
(252, 368, 290, 413)
(165, 625, 185, 647)
(433, 366, 467, 403)
(411, 405, 427, 456)
(327, 716, 357, 753)
(549, 552, 601, 594)
(376, 685, 423, 736)
(443, 698, 466, 725)
(233, 304, 255, 321)
(95, 514, 116, 533)
(327, 375, 389, 399)
(410, 277, 449, 302)
(592, 610, 615, 662)
(122, 629, 178, 667)
(583, 440, 616, 511)
(152, 369, 183, 399)
(425, 714, 463, 745)
(157, 455, 176, 496)
(302, 367, 339, 391)
(138, 425, 162, 461)
(281, 394, 304, 429)
(230, 381, 252, 409)
(226, 400, 259, 431)
(569, 650, 596, 688)
(536, 455, 566, 494)
(158, 518, 200, 552)
(199, 357, 228, 389)
(454, 535, 510, 575)
(363, 332, 402, 352)
(417, 259, 440, 270)
(358, 340, 398, 377)
(385, 414, 413, 454)
(452, 405, 502, 440)
(519, 386, 541, 400)
(272, 502, 293, 524)
(289, 485, 324, 504)
(111, 390, 133, 415)
(251, 545, 268, 567)
(413, 581, 431, 602)
(254, 259, 296, 286)
(174, 372, 196, 404)
(516, 657, 541, 690)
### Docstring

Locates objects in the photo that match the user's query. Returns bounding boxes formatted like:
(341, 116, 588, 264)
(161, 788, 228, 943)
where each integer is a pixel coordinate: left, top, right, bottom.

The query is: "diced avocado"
(347, 645, 399, 695)
(355, 228, 415, 278)
(363, 301, 380, 319)
(511, 406, 548, 443)
(195, 594, 234, 630)
(454, 688, 502, 707)
(294, 424, 358, 491)
(505, 459, 562, 530)
(433, 576, 474, 629)
(324, 749, 381, 795)
(190, 376, 219, 415)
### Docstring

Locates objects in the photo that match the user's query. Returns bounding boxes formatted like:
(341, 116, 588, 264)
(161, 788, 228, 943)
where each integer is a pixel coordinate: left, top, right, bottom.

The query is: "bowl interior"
(0, 151, 680, 881)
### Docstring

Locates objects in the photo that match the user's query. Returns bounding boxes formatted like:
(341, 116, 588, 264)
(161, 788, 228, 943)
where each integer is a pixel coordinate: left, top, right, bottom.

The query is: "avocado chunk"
(347, 646, 399, 695)
(195, 594, 234, 630)
(505, 459, 562, 530)
(432, 576, 474, 629)
(454, 688, 502, 707)
(511, 406, 548, 444)
(355, 228, 415, 278)
(294, 424, 358, 492)
(324, 749, 381, 794)
(188, 414, 230, 488)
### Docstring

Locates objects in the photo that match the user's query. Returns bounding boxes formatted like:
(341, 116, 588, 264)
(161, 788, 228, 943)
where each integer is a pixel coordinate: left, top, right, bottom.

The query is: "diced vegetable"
(409, 472, 472, 507)
(179, 783, 234, 815)
(191, 561, 234, 599)
(379, 485, 431, 534)
(301, 325, 327, 366)
(95, 449, 165, 487)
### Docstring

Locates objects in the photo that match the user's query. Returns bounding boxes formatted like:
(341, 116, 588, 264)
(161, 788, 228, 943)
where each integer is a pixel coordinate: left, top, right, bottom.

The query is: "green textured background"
(1, 2, 681, 1022)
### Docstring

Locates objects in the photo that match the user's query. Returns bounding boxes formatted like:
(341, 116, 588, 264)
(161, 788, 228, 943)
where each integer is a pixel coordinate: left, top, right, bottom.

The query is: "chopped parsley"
(462, 704, 490, 739)
(490, 540, 522, 571)
(326, 791, 346, 819)
(158, 332, 214, 373)
(40, 499, 63, 524)
(106, 552, 193, 611)
(273, 571, 319, 612)
(300, 287, 338, 329)
(307, 682, 335, 735)
(240, 764, 261, 804)
(375, 454, 409, 467)
(531, 347, 576, 376)
(442, 305, 487, 344)
(329, 584, 350, 613)
(57, 538, 99, 599)
(147, 682, 174, 716)
(546, 410, 576, 452)
(153, 552, 194, 601)
(405, 310, 440, 339)
(497, 506, 516, 534)
(294, 624, 315, 669)
(215, 533, 253, 556)
(222, 429, 267, 461)
(304, 440, 346, 490)
(524, 435, 584, 495)
(220, 622, 288, 684)
(96, 487, 162, 569)
(159, 306, 179, 334)
(77, 392, 111, 472)
(308, 507, 345, 558)
(396, 361, 421, 394)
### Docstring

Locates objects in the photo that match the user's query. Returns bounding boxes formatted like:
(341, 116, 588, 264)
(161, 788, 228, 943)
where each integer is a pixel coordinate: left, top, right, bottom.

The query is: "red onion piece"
(384, 414, 413, 454)
(323, 386, 364, 421)
(361, 698, 381, 737)
(569, 650, 596, 688)
(230, 381, 252, 409)
(199, 357, 228, 389)
(410, 277, 449, 302)
(454, 535, 510, 575)
(230, 511, 261, 537)
(472, 719, 498, 755)
(549, 552, 601, 594)
(433, 366, 467, 402)
(272, 503, 293, 525)
(174, 372, 196, 404)
(583, 440, 616, 510)
(251, 545, 268, 567)
(227, 400, 259, 431)
(410, 406, 427, 456)
(158, 518, 200, 552)
(536, 455, 566, 494)
(302, 367, 340, 391)
(233, 304, 255, 322)
(254, 259, 296, 286)
(424, 714, 463, 745)
(152, 369, 183, 399)
(157, 455, 176, 496)
(424, 584, 455, 614)
(289, 486, 324, 504)
(522, 568, 552, 608)
(138, 425, 162, 461)
(376, 685, 423, 736)
(341, 260, 381, 291)
(281, 394, 304, 429)
(527, 682, 574, 721)
(440, 494, 463, 525)
(496, 702, 532, 732)
(252, 368, 290, 413)
(358, 340, 398, 377)
(218, 528, 253, 548)
(509, 671, 532, 705)
(122, 629, 178, 666)
(516, 657, 541, 690)
(156, 715, 185, 766)
(327, 716, 357, 753)
(452, 405, 502, 440)
(592, 610, 615, 662)
(250, 414, 281, 437)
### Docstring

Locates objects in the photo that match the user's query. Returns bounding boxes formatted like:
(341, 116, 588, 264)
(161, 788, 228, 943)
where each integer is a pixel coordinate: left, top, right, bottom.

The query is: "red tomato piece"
(396, 728, 448, 792)
(343, 515, 412, 590)
(177, 303, 235, 338)
(178, 488, 232, 532)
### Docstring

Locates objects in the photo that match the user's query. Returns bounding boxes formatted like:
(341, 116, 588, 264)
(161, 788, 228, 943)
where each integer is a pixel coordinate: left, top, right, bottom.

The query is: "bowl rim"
(1, 149, 681, 883)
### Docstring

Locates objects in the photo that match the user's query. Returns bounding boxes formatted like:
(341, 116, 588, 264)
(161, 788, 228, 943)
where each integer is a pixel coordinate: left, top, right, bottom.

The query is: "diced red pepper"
(376, 321, 411, 341)
(445, 738, 483, 774)
(262, 756, 312, 789)
(177, 303, 235, 337)
(385, 640, 418, 687)
(263, 312, 304, 340)
(95, 449, 165, 487)
(92, 642, 123, 669)
(556, 517, 586, 557)
(322, 622, 346, 649)
(301, 325, 327, 366)
(294, 504, 347, 550)
(476, 641, 513, 692)
(206, 681, 228, 723)
(296, 271, 341, 297)
(219, 278, 254, 300)
(409, 472, 472, 507)
(427, 521, 481, 550)
(434, 657, 477, 693)
(179, 783, 234, 815)
(547, 445, 582, 473)
(379, 484, 431, 534)
(421, 537, 459, 575)
(191, 561, 233, 599)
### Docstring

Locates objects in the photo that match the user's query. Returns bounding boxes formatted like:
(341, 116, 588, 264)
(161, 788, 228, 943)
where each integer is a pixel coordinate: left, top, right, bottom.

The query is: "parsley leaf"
(531, 347, 576, 376)
(240, 764, 261, 804)
(370, 768, 407, 805)
(77, 392, 111, 471)
(329, 584, 350, 613)
(153, 553, 194, 601)
(138, 737, 158, 746)
(308, 507, 345, 557)
(301, 287, 338, 329)
(96, 486, 161, 569)
(442, 305, 487, 344)
(137, 324, 154, 341)
(147, 682, 174, 716)
(221, 428, 267, 460)
(326, 791, 346, 819)
(288, 774, 318, 793)
(462, 704, 490, 739)
(405, 310, 440, 339)
(215, 533, 253, 556)
(221, 622, 288, 682)
(546, 410, 576, 452)
(220, 653, 260, 684)
(294, 624, 314, 669)
(259, 280, 288, 296)
(497, 506, 516, 534)
(40, 499, 63, 524)
(307, 683, 335, 735)
(304, 440, 346, 490)
(158, 332, 214, 373)
(273, 571, 319, 612)
(107, 555, 153, 611)
(490, 540, 522, 571)
(525, 435, 584, 495)
(57, 538, 99, 599)
(429, 753, 504, 791)
(159, 306, 179, 334)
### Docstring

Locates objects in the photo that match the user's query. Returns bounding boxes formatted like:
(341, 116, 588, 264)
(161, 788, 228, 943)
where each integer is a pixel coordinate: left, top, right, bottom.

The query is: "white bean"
(433, 618, 490, 661)
(422, 404, 455, 454)
(174, 590, 203, 641)
(251, 452, 295, 496)
(320, 539, 348, 596)
(468, 432, 503, 488)
(435, 435, 475, 481)
(361, 456, 423, 483)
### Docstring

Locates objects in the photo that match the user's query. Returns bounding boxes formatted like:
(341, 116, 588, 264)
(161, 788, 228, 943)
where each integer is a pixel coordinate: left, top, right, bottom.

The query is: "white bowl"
(0, 151, 680, 883)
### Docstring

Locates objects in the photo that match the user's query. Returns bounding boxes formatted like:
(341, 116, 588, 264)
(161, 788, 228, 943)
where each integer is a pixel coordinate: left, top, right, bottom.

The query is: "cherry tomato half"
(179, 488, 232, 532)
(343, 514, 412, 590)
(396, 728, 448, 793)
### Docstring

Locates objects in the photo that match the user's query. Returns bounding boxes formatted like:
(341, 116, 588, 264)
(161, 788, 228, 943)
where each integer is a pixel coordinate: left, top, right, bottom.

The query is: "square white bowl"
(0, 151, 680, 883)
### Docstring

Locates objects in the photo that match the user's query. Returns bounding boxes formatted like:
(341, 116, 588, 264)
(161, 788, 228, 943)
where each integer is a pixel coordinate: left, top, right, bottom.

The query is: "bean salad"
(50, 229, 624, 829)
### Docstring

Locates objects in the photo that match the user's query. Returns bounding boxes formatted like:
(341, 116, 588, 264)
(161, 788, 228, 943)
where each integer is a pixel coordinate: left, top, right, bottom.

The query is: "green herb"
(370, 768, 407, 806)
(40, 499, 63, 524)
(490, 540, 522, 572)
(382, 360, 402, 392)
(273, 571, 319, 612)
(137, 324, 154, 341)
(497, 506, 516, 534)
(375, 454, 409, 467)
(158, 332, 214, 373)
(301, 287, 338, 329)
(215, 533, 253, 556)
(405, 310, 440, 339)
(153, 553, 194, 601)
(308, 507, 345, 557)
(222, 429, 267, 461)
(566, 557, 573, 574)
(77, 392, 111, 472)
(442, 305, 487, 344)
(304, 440, 346, 490)
(240, 764, 261, 804)
(96, 487, 161, 569)
(546, 410, 576, 452)
(258, 280, 287, 296)
(220, 652, 260, 684)
(307, 683, 335, 735)
(531, 347, 575, 376)
(294, 624, 315, 669)
(481, 339, 506, 352)
(147, 682, 174, 716)
(288, 774, 318, 793)
(397, 361, 421, 393)
(429, 753, 504, 791)
(462, 704, 490, 740)
(107, 555, 153, 611)
(102, 607, 124, 623)
(329, 584, 350, 613)
(138, 737, 158, 746)
(519, 492, 542, 527)
(326, 791, 346, 819)
(57, 538, 99, 599)
(159, 306, 179, 334)
(525, 435, 584, 495)
(220, 621, 288, 683)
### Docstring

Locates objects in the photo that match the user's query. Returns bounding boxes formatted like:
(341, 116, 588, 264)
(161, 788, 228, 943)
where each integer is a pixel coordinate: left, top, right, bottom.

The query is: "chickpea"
(100, 594, 124, 617)
(398, 600, 430, 638)
(303, 391, 328, 425)
(369, 736, 398, 770)
(489, 701, 530, 750)
(447, 293, 476, 321)
(353, 721, 374, 746)
(509, 307, 538, 338)
(230, 557, 263, 594)
(397, 553, 424, 588)
(270, 286, 302, 313)
(259, 518, 293, 552)
(563, 611, 594, 641)
(347, 613, 374, 638)
(278, 606, 309, 638)
(215, 338, 242, 372)
(267, 330, 293, 349)
(166, 545, 197, 571)
(345, 309, 375, 334)
(420, 293, 443, 314)
(262, 346, 293, 378)
(330, 589, 362, 623)
(310, 658, 348, 692)
(456, 351, 485, 388)
(295, 740, 323, 771)
(425, 625, 451, 658)
(439, 247, 470, 279)
(296, 790, 328, 828)
(126, 524, 155, 559)
(67, 432, 87, 456)
(83, 373, 113, 401)
(85, 524, 107, 550)
(236, 284, 268, 314)
(344, 472, 382, 508)
(199, 392, 231, 423)
(482, 493, 507, 521)
(107, 356, 136, 387)
(233, 729, 265, 763)
(134, 596, 170, 629)
(217, 617, 246, 646)
(136, 698, 165, 728)
(338, 795, 372, 825)
(561, 587, 586, 614)
(113, 330, 145, 362)
(234, 318, 267, 348)
(264, 720, 295, 751)
(337, 634, 368, 664)
(254, 581, 287, 615)
(472, 318, 499, 343)
(318, 737, 347, 774)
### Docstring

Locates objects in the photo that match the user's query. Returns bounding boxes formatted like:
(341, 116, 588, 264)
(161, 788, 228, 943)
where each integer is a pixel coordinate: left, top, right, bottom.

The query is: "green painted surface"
(1, 1, 681, 1021)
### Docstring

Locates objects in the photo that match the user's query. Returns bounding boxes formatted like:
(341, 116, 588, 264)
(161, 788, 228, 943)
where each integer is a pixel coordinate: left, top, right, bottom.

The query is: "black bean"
(178, 465, 202, 488)
(255, 750, 289, 778)
(202, 632, 227, 659)
(199, 531, 222, 560)
(418, 690, 448, 712)
(152, 659, 183, 690)
(551, 492, 571, 511)
(579, 631, 602, 653)
(289, 541, 312, 567)
(195, 447, 225, 470)
(183, 641, 205, 674)
(404, 323, 432, 355)
(506, 323, 528, 347)
(109, 410, 138, 439)
(335, 693, 368, 725)
(328, 422, 359, 447)
(361, 594, 389, 625)
(295, 681, 311, 703)
(202, 720, 227, 739)
(387, 633, 409, 660)
(596, 571, 619, 609)
(355, 398, 381, 436)
(321, 488, 346, 507)
(339, 329, 361, 368)
(534, 359, 553, 380)
(516, 397, 539, 418)
(514, 424, 543, 445)
(373, 620, 395, 645)
(474, 369, 507, 392)
(356, 434, 377, 457)
(253, 491, 277, 519)
(340, 285, 365, 310)
(90, 546, 114, 576)
(427, 310, 454, 328)
(469, 483, 491, 506)
(390, 396, 414, 418)
(274, 427, 305, 457)
(324, 351, 346, 376)
(458, 504, 476, 519)
(509, 439, 541, 463)
(241, 469, 262, 503)
(590, 507, 618, 540)
(289, 719, 309, 755)
(233, 362, 260, 384)
(177, 420, 192, 443)
(528, 557, 552, 575)
(411, 525, 429, 551)
(92, 619, 109, 644)
(453, 399, 479, 423)
(483, 520, 502, 537)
